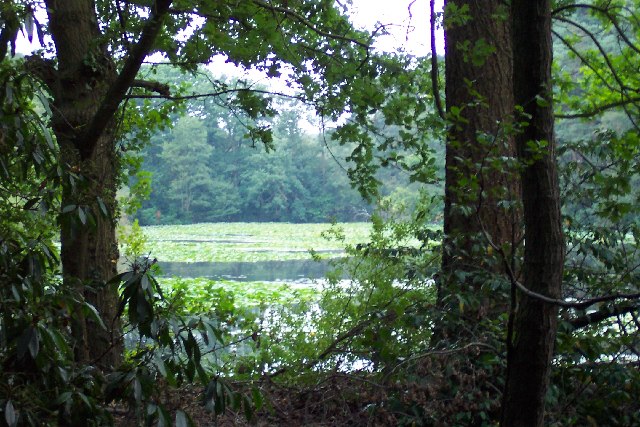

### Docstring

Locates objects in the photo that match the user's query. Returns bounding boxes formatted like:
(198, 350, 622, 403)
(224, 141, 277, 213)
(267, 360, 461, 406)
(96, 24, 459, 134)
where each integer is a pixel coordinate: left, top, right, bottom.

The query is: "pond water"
(158, 258, 340, 281)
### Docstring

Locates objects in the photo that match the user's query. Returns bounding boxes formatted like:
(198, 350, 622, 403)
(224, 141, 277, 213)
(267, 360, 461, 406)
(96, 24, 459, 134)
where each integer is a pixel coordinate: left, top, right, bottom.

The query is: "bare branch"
(513, 278, 640, 310)
(552, 3, 640, 55)
(383, 341, 498, 381)
(481, 226, 640, 311)
(269, 310, 397, 378)
(554, 16, 635, 94)
(552, 29, 617, 93)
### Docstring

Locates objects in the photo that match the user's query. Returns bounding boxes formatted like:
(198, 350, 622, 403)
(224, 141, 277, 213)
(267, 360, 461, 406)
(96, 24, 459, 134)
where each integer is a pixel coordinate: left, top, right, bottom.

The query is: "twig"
(383, 342, 498, 381)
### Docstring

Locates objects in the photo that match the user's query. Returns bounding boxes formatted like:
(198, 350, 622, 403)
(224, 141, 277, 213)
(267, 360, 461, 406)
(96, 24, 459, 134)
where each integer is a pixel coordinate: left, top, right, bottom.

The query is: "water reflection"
(159, 258, 340, 281)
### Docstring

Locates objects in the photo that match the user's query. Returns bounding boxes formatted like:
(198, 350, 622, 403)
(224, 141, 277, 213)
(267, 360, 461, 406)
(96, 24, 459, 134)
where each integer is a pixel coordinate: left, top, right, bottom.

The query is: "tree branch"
(556, 96, 640, 119)
(268, 310, 397, 379)
(481, 227, 640, 311)
(552, 3, 640, 55)
(554, 16, 635, 94)
(131, 79, 171, 96)
(569, 303, 639, 330)
(124, 87, 306, 103)
(250, 0, 370, 49)
(77, 0, 173, 159)
(513, 276, 640, 309)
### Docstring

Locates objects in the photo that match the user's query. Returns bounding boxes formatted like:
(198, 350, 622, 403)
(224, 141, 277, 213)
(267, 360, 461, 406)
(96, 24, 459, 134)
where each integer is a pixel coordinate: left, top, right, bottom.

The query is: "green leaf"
(78, 207, 87, 224)
(97, 197, 108, 216)
(155, 355, 168, 377)
(133, 378, 142, 402)
(62, 204, 76, 213)
(242, 395, 253, 422)
(17, 327, 38, 359)
(54, 392, 73, 405)
(157, 405, 171, 427)
(175, 410, 188, 427)
(252, 388, 263, 411)
(84, 303, 107, 330)
(5, 400, 16, 427)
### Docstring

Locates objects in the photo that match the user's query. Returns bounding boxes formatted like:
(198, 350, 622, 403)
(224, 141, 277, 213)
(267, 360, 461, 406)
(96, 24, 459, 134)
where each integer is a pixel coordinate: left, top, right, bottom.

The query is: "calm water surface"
(158, 258, 339, 281)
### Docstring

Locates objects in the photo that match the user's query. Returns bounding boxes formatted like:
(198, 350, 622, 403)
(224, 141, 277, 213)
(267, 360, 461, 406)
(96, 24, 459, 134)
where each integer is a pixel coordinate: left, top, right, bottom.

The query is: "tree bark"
(41, 0, 172, 369)
(438, 0, 521, 339)
(44, 0, 122, 369)
(501, 1, 564, 425)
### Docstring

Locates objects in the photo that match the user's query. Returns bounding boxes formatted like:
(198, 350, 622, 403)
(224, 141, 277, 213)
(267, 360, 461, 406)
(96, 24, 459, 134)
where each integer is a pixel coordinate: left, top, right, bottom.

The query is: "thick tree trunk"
(41, 0, 172, 370)
(46, 0, 122, 369)
(438, 0, 521, 339)
(58, 140, 122, 370)
(501, 1, 564, 425)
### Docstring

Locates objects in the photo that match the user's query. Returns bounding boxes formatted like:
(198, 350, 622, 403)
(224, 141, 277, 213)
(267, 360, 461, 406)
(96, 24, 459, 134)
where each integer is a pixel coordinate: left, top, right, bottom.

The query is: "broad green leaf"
(5, 400, 16, 427)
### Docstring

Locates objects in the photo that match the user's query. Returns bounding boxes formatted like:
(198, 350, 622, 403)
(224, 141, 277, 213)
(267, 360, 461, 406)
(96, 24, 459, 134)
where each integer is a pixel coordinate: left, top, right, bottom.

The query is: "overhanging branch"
(513, 278, 640, 310)
(124, 88, 306, 103)
(556, 96, 640, 119)
(250, 0, 371, 49)
(77, 0, 173, 159)
(481, 227, 640, 311)
(131, 79, 171, 96)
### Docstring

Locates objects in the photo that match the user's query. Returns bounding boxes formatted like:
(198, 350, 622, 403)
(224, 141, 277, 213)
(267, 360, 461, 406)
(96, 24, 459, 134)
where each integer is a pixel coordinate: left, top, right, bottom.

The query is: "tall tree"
(501, 1, 564, 425)
(160, 115, 213, 219)
(438, 0, 521, 338)
(36, 0, 175, 368)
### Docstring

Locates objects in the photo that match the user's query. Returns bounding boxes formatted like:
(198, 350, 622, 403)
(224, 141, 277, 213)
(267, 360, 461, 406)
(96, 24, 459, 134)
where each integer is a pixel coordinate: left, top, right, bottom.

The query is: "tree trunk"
(501, 1, 564, 425)
(438, 0, 521, 339)
(45, 0, 122, 369)
(39, 0, 172, 370)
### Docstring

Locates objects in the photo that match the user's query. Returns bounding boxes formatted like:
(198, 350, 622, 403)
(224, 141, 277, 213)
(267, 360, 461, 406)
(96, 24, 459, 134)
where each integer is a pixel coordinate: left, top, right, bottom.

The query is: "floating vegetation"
(142, 222, 373, 263)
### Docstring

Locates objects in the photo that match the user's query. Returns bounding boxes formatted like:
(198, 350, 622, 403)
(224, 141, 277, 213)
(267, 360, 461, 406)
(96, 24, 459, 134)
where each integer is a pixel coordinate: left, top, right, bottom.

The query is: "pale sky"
(349, 0, 444, 56)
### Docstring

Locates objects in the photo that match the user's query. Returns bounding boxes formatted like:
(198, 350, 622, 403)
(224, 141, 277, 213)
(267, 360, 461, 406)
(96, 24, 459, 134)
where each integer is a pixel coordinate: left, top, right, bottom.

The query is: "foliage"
(118, 218, 148, 261)
(0, 59, 115, 427)
(231, 199, 441, 382)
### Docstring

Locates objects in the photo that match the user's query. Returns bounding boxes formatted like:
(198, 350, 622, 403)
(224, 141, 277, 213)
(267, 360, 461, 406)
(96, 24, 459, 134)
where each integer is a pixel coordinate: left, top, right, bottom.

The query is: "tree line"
(130, 70, 431, 225)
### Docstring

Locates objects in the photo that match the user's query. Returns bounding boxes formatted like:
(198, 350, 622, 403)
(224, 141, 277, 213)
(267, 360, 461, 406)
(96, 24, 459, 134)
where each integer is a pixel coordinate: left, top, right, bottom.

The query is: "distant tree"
(160, 115, 213, 220)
